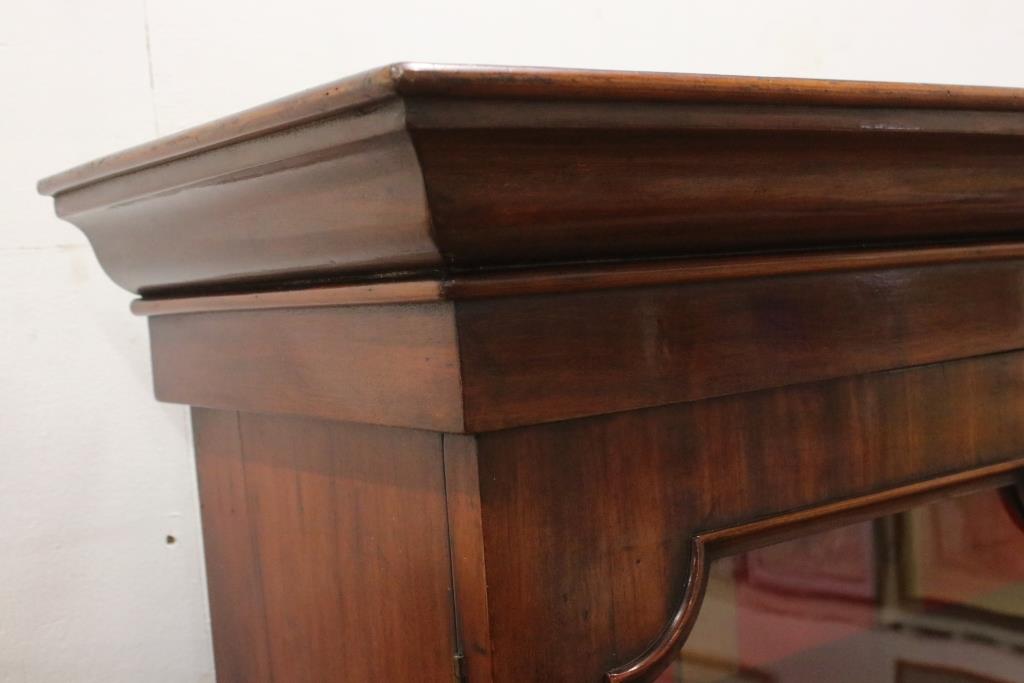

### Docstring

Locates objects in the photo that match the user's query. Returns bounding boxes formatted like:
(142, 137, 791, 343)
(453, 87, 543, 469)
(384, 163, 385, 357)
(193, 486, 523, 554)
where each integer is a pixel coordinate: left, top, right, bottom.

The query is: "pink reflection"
(672, 488, 1024, 683)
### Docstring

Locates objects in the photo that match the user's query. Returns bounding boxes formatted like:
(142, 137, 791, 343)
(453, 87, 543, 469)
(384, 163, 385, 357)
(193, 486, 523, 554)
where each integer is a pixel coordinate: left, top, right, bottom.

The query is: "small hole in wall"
(165, 535, 177, 545)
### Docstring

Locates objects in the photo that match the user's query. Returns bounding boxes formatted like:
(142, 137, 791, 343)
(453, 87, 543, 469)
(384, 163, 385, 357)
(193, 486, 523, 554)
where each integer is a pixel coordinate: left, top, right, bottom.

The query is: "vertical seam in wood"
(443, 434, 495, 682)
(441, 434, 466, 681)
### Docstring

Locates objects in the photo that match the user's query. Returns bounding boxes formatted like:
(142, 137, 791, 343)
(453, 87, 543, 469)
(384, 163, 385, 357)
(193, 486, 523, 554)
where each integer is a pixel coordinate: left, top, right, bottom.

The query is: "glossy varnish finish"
(149, 259, 1024, 432)
(414, 124, 1024, 268)
(467, 351, 1024, 681)
(38, 64, 1024, 295)
(610, 460, 1024, 682)
(192, 409, 457, 682)
(151, 302, 463, 431)
(126, 241, 1024, 317)
(38, 65, 1024, 683)
(54, 114, 438, 294)
(455, 260, 1024, 430)
(443, 435, 495, 683)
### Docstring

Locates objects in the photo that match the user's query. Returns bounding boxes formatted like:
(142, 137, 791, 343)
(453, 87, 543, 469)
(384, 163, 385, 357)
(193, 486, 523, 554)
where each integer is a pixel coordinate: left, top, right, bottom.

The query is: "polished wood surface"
(37, 63, 1024, 196)
(673, 486, 1024, 682)
(50, 112, 438, 295)
(151, 302, 463, 431)
(443, 435, 495, 683)
(609, 460, 1024, 682)
(455, 260, 1024, 430)
(191, 408, 273, 682)
(132, 278, 443, 316)
(192, 409, 456, 682)
(41, 65, 1024, 682)
(148, 258, 1024, 432)
(38, 65, 1024, 295)
(132, 240, 1024, 316)
(413, 122, 1024, 270)
(468, 351, 1024, 681)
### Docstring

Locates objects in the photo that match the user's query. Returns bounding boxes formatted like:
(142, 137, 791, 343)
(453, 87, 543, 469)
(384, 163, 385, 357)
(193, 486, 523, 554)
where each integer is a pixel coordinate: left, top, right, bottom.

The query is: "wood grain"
(457, 260, 1024, 431)
(192, 409, 457, 682)
(468, 350, 1024, 681)
(150, 260, 1024, 432)
(444, 241, 1024, 301)
(39, 64, 1024, 296)
(413, 126, 1024, 271)
(443, 435, 495, 683)
(54, 113, 439, 295)
(37, 63, 1024, 197)
(151, 303, 463, 432)
(607, 458, 1024, 682)
(192, 409, 273, 682)
(43, 64, 1024, 683)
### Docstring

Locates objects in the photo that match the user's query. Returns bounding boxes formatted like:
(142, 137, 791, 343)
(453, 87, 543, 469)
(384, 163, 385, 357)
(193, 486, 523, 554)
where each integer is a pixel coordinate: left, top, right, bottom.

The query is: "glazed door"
(668, 487, 1024, 683)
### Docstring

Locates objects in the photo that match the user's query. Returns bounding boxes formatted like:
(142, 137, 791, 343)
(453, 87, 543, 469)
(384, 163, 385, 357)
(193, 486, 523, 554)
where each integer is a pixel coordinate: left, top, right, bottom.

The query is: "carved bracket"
(1000, 470, 1024, 531)
(606, 458, 1024, 683)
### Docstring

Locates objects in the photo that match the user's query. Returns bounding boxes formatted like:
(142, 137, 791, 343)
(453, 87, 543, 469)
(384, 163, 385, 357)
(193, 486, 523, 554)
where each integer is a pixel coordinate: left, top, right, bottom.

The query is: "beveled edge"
(130, 241, 1024, 316)
(606, 458, 1024, 683)
(398, 63, 1024, 110)
(38, 62, 1024, 196)
(36, 64, 403, 196)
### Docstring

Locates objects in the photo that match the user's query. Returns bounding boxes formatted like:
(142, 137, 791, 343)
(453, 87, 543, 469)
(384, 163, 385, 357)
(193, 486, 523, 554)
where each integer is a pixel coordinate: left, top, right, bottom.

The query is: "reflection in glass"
(664, 488, 1024, 682)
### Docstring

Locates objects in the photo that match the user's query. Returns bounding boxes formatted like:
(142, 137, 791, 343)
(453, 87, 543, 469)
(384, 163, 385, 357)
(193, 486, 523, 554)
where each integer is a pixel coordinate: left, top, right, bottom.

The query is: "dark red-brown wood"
(39, 65, 1024, 683)
(467, 351, 1024, 681)
(152, 303, 463, 431)
(38, 64, 1024, 295)
(193, 409, 457, 682)
(148, 258, 1024, 432)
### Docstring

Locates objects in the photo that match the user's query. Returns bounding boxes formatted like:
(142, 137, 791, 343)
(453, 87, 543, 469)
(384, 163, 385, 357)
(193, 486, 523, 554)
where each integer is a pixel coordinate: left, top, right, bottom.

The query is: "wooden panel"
(413, 126, 1024, 269)
(610, 460, 1024, 682)
(39, 62, 1024, 196)
(39, 65, 1024, 296)
(457, 260, 1024, 431)
(192, 409, 456, 682)
(471, 351, 1024, 682)
(443, 435, 495, 683)
(192, 409, 273, 682)
(154, 260, 1024, 432)
(151, 302, 463, 432)
(53, 113, 439, 295)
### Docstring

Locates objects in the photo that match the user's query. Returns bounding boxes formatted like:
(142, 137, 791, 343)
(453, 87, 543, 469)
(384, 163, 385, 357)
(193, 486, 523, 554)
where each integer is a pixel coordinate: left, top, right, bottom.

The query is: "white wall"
(3, 1, 1023, 680)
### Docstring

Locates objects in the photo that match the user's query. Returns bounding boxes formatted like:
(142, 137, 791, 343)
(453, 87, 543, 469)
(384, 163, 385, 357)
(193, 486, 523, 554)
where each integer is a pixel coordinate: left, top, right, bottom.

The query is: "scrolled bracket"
(606, 459, 1024, 683)
(605, 539, 710, 683)
(999, 471, 1024, 531)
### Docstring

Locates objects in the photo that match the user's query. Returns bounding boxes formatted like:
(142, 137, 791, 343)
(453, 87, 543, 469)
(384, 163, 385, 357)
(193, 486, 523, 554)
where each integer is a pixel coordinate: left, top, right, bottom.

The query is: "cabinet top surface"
(37, 62, 1024, 195)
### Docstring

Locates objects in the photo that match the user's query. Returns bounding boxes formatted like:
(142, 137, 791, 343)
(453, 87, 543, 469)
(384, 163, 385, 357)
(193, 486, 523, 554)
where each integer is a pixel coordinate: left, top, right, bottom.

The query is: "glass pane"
(666, 488, 1024, 683)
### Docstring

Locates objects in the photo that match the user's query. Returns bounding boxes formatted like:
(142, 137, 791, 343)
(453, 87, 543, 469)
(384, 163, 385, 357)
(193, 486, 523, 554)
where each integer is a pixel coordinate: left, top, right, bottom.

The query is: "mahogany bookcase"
(40, 64, 1024, 682)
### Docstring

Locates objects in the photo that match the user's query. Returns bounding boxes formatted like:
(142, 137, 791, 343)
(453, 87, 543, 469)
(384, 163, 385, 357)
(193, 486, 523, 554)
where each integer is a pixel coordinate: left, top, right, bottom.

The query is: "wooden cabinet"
(39, 64, 1024, 682)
